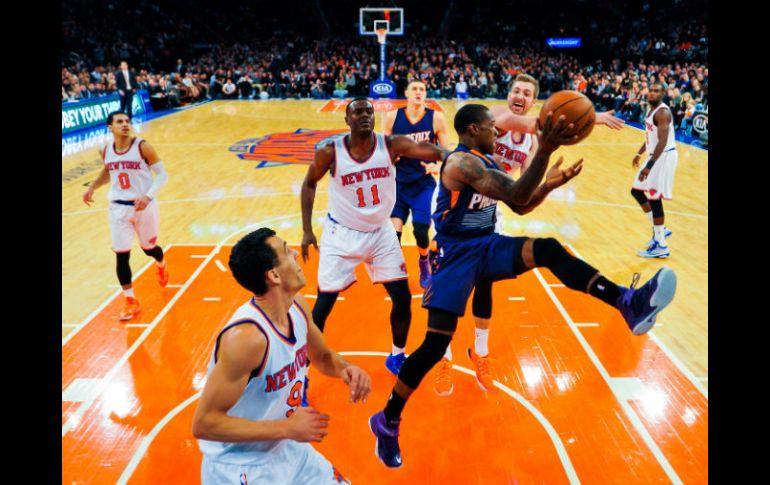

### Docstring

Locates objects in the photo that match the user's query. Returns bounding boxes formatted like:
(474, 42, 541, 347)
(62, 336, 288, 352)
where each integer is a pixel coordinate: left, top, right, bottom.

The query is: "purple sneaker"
(369, 411, 403, 468)
(617, 268, 677, 336)
(418, 256, 431, 289)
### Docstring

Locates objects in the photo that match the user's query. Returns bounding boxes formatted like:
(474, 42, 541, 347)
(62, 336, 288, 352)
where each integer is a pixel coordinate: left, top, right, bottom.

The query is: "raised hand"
(537, 112, 577, 151)
(545, 156, 584, 190)
(596, 110, 625, 130)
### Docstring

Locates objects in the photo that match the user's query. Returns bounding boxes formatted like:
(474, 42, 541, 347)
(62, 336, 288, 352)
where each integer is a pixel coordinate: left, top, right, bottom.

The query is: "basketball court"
(62, 7, 707, 483)
(62, 96, 708, 483)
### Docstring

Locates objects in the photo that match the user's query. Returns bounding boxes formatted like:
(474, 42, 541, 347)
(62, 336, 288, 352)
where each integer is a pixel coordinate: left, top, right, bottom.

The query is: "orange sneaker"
(433, 357, 454, 396)
(468, 348, 495, 392)
(157, 263, 169, 287)
(119, 296, 141, 321)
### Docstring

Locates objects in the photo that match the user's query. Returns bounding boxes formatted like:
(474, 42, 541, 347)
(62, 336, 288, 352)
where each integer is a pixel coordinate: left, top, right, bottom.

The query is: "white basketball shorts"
(317, 216, 407, 292)
(632, 149, 678, 200)
(108, 199, 160, 252)
(201, 440, 351, 485)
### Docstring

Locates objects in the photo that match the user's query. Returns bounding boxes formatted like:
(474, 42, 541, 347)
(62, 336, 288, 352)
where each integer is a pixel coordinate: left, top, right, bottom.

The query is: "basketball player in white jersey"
(630, 82, 677, 258)
(82, 111, 169, 320)
(434, 75, 627, 396)
(382, 80, 451, 289)
(301, 97, 447, 383)
(193, 228, 370, 485)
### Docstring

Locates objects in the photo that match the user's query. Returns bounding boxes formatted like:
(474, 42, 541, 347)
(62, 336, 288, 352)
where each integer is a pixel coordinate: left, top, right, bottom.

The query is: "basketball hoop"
(375, 28, 388, 45)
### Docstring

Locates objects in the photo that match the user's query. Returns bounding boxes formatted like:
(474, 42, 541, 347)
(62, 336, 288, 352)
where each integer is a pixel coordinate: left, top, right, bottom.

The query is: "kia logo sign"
(692, 112, 708, 134)
(373, 83, 393, 95)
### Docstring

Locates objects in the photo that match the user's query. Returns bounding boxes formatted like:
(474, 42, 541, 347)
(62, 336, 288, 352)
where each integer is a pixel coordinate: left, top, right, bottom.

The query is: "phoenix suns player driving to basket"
(83, 111, 170, 321)
(369, 104, 676, 469)
(434, 75, 626, 396)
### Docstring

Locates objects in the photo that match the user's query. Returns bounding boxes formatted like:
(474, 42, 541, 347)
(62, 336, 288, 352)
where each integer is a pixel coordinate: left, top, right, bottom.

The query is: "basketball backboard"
(359, 7, 404, 36)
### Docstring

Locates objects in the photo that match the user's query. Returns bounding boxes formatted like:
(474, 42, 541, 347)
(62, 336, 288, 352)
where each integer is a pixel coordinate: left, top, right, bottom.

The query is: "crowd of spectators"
(62, 0, 707, 131)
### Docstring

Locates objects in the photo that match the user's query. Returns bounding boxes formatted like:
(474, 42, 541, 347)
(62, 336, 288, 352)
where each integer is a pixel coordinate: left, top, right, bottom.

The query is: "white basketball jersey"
(494, 131, 533, 174)
(328, 133, 396, 232)
(644, 104, 676, 154)
(103, 137, 153, 201)
(198, 298, 310, 465)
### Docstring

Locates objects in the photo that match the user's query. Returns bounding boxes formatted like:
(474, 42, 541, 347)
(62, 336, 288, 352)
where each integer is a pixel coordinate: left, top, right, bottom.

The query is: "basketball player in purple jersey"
(369, 104, 676, 468)
(382, 80, 451, 289)
(436, 75, 627, 395)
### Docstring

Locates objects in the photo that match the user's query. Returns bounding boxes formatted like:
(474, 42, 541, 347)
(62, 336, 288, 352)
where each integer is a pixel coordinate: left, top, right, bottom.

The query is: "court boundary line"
(565, 243, 707, 399)
(61, 244, 174, 346)
(532, 267, 683, 484)
(62, 213, 324, 438)
(62, 245, 215, 437)
(114, 351, 579, 485)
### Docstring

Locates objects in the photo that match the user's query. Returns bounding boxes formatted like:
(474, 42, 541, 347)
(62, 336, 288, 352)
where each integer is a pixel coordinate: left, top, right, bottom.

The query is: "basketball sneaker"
(369, 411, 403, 468)
(433, 357, 454, 396)
(385, 353, 406, 376)
(157, 263, 169, 287)
(616, 268, 677, 336)
(467, 348, 495, 392)
(644, 227, 672, 249)
(119, 296, 141, 321)
(637, 240, 670, 258)
(418, 256, 431, 289)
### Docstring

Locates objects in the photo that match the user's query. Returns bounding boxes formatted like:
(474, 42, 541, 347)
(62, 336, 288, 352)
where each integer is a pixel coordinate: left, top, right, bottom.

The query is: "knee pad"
(412, 222, 431, 250)
(533, 237, 598, 292)
(397, 331, 453, 389)
(630, 188, 648, 206)
(649, 199, 664, 219)
(533, 237, 570, 268)
(472, 279, 493, 319)
(116, 251, 132, 286)
(142, 245, 164, 262)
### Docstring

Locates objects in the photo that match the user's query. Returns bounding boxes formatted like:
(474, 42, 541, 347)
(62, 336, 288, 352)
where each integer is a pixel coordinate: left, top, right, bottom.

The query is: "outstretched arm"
(443, 113, 573, 208)
(301, 144, 334, 261)
(387, 135, 449, 163)
(490, 105, 625, 133)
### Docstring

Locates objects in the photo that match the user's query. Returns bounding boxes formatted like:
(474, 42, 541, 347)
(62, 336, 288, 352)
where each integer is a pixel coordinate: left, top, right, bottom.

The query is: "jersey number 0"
(118, 172, 131, 189)
(355, 184, 380, 208)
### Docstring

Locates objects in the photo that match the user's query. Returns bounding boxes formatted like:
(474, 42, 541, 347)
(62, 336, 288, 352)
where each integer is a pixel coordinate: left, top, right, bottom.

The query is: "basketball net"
(375, 28, 388, 45)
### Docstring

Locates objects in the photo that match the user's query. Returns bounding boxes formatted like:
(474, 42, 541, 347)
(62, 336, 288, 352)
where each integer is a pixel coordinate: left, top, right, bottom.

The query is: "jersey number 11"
(356, 184, 380, 208)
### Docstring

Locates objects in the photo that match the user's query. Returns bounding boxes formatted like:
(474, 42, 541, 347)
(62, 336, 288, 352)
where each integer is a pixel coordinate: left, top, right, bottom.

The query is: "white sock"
(443, 345, 453, 361)
(475, 328, 490, 356)
(653, 225, 667, 246)
(123, 287, 135, 298)
(391, 345, 404, 356)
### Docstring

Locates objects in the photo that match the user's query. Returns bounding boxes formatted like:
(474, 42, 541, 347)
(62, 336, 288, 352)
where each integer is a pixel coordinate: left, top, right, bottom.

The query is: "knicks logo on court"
(229, 129, 347, 166)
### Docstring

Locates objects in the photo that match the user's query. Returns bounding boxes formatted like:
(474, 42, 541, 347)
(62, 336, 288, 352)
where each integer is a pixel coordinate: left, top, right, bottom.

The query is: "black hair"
(107, 111, 131, 125)
(229, 228, 279, 296)
(454, 104, 490, 135)
(346, 96, 372, 115)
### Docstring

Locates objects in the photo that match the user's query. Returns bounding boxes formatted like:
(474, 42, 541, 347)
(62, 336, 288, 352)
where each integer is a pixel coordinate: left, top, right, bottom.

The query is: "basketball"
(538, 90, 596, 145)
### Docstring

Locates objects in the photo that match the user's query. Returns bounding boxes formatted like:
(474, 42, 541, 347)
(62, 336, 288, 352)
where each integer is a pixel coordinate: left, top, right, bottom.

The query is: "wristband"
(644, 160, 655, 170)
